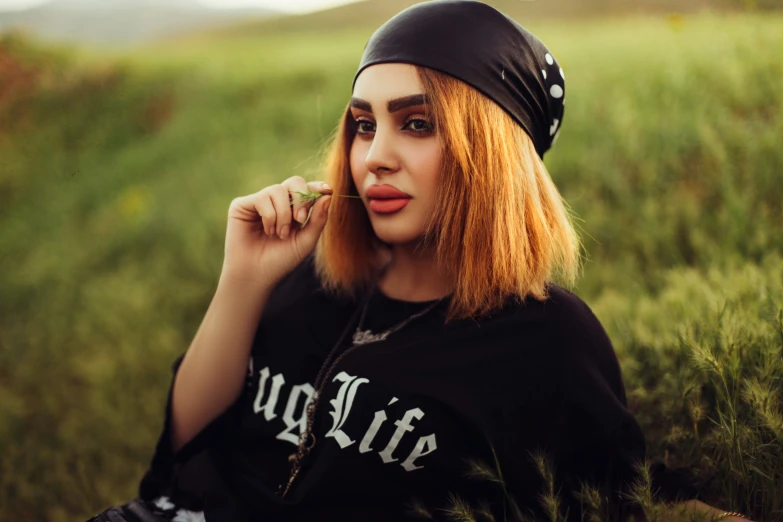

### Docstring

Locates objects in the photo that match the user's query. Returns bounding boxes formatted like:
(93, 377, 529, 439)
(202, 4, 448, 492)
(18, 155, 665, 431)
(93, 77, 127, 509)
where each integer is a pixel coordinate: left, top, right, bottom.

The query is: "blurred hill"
(0, 0, 281, 46)
(209, 0, 764, 36)
(1, 0, 778, 46)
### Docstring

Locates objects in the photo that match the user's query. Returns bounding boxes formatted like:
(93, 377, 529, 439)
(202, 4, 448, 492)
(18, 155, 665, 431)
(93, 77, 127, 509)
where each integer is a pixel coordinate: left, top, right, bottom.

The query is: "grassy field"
(1, 7, 782, 522)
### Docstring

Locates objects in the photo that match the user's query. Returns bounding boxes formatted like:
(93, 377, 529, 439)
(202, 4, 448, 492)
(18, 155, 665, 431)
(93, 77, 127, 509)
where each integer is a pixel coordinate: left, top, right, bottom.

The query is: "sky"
(0, 0, 364, 12)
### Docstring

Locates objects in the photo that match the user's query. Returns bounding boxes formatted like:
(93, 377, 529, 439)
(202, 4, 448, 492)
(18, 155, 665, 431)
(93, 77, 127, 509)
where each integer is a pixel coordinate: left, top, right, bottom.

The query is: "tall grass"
(0, 11, 781, 522)
(594, 255, 783, 521)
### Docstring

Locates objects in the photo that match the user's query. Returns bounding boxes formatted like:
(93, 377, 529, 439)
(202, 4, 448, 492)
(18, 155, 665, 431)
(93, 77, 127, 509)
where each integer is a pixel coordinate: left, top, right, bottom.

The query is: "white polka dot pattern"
(540, 50, 565, 149)
(550, 118, 560, 136)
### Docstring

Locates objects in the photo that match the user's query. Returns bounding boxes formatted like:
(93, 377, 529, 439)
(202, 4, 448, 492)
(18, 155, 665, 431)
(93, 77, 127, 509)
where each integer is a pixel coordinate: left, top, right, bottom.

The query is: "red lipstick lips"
(366, 185, 411, 199)
(365, 184, 412, 215)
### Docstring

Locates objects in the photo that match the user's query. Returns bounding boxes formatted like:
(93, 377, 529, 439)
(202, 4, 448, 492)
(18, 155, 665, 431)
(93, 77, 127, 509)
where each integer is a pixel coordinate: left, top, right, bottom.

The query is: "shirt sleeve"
(137, 254, 320, 506)
(551, 290, 699, 519)
(137, 351, 244, 504)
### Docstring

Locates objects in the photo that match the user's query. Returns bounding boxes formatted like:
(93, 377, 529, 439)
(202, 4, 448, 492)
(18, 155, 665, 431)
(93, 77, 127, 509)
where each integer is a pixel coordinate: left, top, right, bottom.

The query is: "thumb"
(297, 194, 332, 246)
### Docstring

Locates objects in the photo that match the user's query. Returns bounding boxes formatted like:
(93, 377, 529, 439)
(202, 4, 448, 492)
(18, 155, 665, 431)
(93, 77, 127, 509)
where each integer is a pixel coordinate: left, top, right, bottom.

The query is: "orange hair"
(314, 66, 583, 323)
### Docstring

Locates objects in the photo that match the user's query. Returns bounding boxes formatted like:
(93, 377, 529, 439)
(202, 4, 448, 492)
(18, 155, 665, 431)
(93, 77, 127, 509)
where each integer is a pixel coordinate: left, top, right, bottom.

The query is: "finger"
(229, 192, 276, 237)
(296, 194, 332, 249)
(282, 176, 312, 225)
(256, 192, 276, 236)
(312, 180, 333, 194)
(304, 180, 333, 218)
(268, 184, 293, 240)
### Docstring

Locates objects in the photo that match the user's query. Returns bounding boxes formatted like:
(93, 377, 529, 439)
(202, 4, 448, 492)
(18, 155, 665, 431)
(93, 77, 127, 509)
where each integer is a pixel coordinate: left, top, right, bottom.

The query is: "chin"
(371, 225, 425, 248)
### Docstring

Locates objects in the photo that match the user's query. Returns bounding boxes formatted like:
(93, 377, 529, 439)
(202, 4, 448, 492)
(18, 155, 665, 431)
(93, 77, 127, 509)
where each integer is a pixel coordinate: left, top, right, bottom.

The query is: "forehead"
(352, 63, 424, 101)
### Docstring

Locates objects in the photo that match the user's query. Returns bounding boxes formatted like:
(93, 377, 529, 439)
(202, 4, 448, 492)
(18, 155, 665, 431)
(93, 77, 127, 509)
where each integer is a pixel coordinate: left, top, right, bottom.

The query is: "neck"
(376, 243, 454, 302)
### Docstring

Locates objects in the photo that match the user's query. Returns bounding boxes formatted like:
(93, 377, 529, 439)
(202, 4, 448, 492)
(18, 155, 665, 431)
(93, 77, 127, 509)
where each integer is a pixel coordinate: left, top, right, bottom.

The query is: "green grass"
(1, 9, 782, 522)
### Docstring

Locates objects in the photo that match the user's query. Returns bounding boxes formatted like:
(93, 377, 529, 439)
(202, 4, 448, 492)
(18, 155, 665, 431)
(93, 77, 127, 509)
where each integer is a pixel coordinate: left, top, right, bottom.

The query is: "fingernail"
(297, 208, 307, 223)
(280, 225, 289, 239)
(323, 183, 332, 190)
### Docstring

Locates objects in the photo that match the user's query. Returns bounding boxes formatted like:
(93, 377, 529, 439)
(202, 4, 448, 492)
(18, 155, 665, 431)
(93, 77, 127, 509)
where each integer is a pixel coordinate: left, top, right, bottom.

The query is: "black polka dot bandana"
(353, 0, 566, 159)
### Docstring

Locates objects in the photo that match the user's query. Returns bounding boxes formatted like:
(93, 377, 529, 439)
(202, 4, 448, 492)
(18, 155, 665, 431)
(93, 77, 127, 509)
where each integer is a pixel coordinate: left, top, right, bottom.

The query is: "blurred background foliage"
(0, 0, 781, 520)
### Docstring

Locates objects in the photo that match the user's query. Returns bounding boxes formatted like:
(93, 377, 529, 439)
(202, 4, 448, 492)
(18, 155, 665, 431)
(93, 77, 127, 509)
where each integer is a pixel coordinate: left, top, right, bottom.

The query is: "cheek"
(413, 142, 443, 190)
(349, 140, 366, 186)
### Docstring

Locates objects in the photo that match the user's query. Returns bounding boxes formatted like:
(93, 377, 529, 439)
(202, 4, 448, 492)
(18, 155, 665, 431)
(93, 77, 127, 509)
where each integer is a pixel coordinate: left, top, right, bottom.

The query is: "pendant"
(352, 328, 390, 345)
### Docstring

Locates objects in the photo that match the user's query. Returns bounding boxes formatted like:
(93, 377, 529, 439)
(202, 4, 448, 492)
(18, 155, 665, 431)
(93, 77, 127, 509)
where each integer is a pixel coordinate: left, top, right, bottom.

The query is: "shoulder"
(493, 286, 635, 445)
(461, 284, 618, 367)
(540, 284, 627, 406)
(258, 253, 357, 336)
(539, 284, 612, 348)
(540, 284, 619, 364)
(252, 254, 353, 356)
(261, 253, 329, 320)
(494, 283, 611, 347)
(494, 284, 624, 395)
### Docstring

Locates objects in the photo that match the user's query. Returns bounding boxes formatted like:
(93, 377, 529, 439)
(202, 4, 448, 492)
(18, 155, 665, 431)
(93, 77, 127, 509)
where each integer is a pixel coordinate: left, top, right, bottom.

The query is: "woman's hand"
(668, 500, 755, 522)
(221, 176, 333, 287)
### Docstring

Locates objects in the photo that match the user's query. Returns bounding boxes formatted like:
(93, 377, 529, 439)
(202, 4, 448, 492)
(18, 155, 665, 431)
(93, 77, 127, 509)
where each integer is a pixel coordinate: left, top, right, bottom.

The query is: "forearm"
(170, 272, 275, 453)
(665, 500, 750, 522)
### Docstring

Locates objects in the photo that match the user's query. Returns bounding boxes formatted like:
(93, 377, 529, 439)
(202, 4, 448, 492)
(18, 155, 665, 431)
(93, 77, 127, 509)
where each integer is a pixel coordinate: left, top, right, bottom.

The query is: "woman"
(89, 1, 752, 521)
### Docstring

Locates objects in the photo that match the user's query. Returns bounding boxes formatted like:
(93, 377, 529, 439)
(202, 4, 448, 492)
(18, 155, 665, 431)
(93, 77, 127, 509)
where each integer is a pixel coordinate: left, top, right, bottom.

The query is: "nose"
(364, 125, 400, 176)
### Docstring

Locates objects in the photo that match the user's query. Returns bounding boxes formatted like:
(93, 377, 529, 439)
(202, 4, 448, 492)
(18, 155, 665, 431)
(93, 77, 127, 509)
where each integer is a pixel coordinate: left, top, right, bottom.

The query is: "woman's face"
(349, 63, 443, 247)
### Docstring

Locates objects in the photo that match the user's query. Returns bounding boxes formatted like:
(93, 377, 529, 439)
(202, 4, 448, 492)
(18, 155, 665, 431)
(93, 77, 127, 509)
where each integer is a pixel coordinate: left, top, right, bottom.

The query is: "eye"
(403, 118, 434, 134)
(355, 119, 375, 134)
(352, 117, 434, 136)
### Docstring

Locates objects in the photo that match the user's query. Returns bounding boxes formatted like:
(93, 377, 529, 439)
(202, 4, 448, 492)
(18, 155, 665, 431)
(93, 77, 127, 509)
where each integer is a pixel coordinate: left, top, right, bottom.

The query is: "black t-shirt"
(138, 254, 697, 521)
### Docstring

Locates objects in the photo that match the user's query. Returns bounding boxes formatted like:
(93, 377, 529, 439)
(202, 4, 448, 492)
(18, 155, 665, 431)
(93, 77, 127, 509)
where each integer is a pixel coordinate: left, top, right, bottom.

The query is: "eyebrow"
(349, 94, 430, 114)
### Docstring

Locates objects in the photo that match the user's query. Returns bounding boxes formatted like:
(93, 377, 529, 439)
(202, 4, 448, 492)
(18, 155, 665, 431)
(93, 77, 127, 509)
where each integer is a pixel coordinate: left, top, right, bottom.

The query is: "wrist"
(219, 267, 277, 290)
(716, 512, 752, 521)
(218, 270, 277, 298)
(673, 501, 753, 522)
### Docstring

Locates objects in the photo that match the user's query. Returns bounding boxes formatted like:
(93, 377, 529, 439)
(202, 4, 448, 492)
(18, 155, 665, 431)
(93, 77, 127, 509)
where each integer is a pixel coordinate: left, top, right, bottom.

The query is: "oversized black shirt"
(138, 254, 697, 521)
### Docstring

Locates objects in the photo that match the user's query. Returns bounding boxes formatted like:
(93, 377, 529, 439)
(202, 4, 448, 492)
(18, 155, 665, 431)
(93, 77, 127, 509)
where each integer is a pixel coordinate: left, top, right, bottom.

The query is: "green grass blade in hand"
(292, 189, 362, 229)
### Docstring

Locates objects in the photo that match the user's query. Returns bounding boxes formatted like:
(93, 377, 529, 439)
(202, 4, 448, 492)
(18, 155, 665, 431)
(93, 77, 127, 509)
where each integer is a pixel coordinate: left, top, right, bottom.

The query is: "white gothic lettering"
(249, 363, 438, 471)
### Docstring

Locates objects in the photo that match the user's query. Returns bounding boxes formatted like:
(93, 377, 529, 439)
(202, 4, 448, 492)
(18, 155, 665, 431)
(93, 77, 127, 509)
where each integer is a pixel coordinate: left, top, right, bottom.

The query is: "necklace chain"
(277, 283, 446, 498)
(352, 290, 442, 345)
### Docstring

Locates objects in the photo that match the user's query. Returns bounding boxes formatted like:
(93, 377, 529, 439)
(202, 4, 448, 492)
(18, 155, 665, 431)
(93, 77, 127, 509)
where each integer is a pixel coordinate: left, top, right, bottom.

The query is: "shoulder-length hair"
(314, 65, 583, 323)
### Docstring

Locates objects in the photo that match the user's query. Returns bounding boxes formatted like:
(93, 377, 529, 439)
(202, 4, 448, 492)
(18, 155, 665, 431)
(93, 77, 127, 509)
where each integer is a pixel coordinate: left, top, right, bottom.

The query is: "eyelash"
(353, 117, 434, 136)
